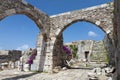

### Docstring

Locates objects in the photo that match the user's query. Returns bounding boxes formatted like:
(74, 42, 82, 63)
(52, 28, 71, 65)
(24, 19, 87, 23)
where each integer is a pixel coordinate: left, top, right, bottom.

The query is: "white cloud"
(16, 44, 29, 51)
(88, 31, 98, 37)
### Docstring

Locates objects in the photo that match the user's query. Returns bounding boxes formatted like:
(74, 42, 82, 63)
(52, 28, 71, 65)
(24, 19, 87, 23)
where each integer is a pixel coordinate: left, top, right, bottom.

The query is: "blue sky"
(0, 0, 113, 50)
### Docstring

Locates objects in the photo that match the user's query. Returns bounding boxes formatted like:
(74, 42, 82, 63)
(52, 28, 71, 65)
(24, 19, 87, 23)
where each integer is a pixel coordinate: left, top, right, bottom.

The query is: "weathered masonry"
(0, 0, 115, 73)
(114, 0, 120, 79)
(64, 40, 108, 62)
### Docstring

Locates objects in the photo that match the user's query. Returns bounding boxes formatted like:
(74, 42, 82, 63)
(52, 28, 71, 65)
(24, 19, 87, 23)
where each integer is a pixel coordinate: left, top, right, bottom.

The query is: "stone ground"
(0, 68, 110, 80)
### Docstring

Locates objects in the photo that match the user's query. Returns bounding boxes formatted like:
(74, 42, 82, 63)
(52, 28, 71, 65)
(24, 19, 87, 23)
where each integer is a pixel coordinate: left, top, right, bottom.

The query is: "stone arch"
(0, 0, 49, 31)
(65, 22, 104, 60)
(0, 9, 43, 30)
(59, 20, 106, 37)
(0, 13, 48, 72)
(50, 2, 114, 68)
(52, 20, 106, 68)
(0, 0, 50, 72)
(50, 2, 113, 37)
(52, 20, 114, 69)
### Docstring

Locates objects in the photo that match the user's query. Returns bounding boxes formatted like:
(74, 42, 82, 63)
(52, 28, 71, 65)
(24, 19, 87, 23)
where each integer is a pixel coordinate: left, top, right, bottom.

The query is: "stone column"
(114, 0, 120, 79)
(104, 34, 115, 66)
(42, 36, 56, 72)
(34, 33, 53, 73)
(32, 33, 44, 71)
(52, 34, 64, 68)
(41, 40, 54, 72)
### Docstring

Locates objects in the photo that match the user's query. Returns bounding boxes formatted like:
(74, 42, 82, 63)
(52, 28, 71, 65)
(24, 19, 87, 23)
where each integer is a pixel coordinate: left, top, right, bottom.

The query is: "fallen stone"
(53, 66, 61, 73)
(62, 67, 67, 70)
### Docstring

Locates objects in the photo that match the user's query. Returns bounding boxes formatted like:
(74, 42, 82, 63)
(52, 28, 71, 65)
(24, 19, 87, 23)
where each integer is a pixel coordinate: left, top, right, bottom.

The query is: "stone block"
(5, 9, 16, 15)
(31, 64, 39, 71)
(22, 0, 28, 5)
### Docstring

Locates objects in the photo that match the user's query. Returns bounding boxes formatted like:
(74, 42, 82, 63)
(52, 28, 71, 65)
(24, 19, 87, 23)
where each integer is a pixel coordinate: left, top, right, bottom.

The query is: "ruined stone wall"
(0, 50, 9, 55)
(91, 40, 108, 62)
(114, 0, 120, 79)
(0, 50, 22, 63)
(64, 40, 108, 62)
(9, 50, 22, 61)
(22, 48, 34, 65)
(77, 40, 94, 62)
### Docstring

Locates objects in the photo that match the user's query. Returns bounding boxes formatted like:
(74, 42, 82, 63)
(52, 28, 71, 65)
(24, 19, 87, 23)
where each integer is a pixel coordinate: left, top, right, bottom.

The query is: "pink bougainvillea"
(26, 49, 37, 65)
(63, 45, 72, 55)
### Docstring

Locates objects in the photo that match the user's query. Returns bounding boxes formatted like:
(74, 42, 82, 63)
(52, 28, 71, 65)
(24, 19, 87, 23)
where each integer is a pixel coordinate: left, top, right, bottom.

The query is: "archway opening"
(53, 21, 111, 72)
(0, 14, 43, 71)
(62, 22, 109, 67)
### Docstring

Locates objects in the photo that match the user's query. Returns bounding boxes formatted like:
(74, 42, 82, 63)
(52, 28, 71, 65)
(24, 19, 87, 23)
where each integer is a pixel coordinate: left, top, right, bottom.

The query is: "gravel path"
(0, 69, 109, 80)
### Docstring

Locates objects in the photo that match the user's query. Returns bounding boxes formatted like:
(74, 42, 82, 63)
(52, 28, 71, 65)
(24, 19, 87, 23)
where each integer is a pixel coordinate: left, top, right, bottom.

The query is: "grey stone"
(31, 64, 38, 71)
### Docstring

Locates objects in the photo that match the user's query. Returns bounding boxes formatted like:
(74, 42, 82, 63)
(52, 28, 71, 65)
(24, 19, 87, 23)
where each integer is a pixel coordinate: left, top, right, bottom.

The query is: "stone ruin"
(0, 0, 114, 72)
(0, 50, 22, 70)
(64, 40, 108, 63)
(2, 0, 120, 79)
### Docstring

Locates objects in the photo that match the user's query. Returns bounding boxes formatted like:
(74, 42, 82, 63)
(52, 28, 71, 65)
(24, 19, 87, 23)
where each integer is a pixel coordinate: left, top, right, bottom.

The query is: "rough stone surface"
(65, 40, 108, 62)
(50, 3, 113, 37)
(114, 0, 120, 79)
(22, 48, 34, 65)
(104, 34, 115, 66)
(91, 40, 108, 62)
(34, 33, 45, 71)
(0, 50, 22, 63)
(0, 50, 22, 69)
(76, 40, 94, 62)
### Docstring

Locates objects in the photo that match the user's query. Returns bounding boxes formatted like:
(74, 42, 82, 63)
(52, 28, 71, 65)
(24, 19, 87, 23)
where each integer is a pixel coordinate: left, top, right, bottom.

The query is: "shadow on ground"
(2, 72, 38, 80)
(65, 65, 93, 70)
(70, 67, 93, 70)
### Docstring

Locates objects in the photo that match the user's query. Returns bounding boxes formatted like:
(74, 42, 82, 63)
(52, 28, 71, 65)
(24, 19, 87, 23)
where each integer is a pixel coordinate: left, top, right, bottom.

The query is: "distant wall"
(0, 50, 22, 63)
(65, 40, 108, 62)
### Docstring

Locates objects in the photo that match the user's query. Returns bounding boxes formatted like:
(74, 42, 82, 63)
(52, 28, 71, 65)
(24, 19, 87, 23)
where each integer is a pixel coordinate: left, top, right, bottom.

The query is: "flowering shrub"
(63, 45, 72, 55)
(69, 45, 78, 58)
(26, 49, 37, 65)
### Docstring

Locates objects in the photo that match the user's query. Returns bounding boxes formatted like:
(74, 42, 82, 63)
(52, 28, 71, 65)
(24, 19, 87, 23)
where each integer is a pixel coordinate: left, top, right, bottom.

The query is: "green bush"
(70, 45, 78, 58)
